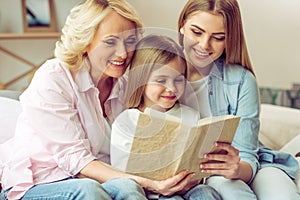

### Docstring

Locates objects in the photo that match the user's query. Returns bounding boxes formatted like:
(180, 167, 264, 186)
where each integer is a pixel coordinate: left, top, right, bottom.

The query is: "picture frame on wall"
(21, 0, 57, 32)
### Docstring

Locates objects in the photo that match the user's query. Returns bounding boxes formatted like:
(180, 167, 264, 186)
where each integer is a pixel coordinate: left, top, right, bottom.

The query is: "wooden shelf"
(0, 32, 61, 40)
(0, 32, 61, 89)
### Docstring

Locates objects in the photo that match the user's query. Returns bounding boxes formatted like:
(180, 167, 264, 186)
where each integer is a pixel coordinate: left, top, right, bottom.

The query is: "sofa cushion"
(280, 135, 300, 156)
(284, 140, 300, 192)
(0, 97, 22, 144)
(0, 90, 21, 100)
(259, 104, 300, 150)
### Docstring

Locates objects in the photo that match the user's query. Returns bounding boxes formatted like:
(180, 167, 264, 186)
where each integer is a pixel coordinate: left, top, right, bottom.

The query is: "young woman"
(0, 1, 200, 199)
(177, 0, 299, 199)
(110, 34, 222, 200)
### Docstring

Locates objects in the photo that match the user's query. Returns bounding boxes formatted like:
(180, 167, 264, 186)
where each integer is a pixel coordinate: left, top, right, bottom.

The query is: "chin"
(106, 70, 126, 78)
(163, 104, 175, 110)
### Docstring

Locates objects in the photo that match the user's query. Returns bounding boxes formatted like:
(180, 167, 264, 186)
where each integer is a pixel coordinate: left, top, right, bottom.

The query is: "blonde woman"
(0, 0, 145, 199)
(178, 0, 299, 199)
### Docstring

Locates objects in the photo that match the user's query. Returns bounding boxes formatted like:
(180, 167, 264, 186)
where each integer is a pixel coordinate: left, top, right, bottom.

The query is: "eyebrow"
(191, 24, 225, 35)
(105, 33, 137, 40)
(103, 35, 119, 40)
(152, 74, 185, 78)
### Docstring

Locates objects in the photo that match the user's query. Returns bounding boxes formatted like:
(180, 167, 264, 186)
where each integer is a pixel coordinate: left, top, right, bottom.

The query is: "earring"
(180, 27, 184, 34)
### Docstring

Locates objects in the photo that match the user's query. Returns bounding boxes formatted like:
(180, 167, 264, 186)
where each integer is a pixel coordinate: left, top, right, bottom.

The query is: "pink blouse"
(0, 58, 126, 199)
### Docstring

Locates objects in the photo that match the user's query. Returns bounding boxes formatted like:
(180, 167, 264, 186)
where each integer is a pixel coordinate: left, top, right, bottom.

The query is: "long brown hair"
(178, 0, 254, 75)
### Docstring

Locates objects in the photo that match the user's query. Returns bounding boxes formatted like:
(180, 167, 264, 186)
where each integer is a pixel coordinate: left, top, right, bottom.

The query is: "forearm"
(79, 160, 150, 188)
(79, 160, 193, 196)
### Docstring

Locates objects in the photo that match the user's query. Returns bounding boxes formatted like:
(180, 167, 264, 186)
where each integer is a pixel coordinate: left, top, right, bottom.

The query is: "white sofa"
(0, 93, 299, 192)
(0, 96, 22, 144)
(259, 104, 300, 192)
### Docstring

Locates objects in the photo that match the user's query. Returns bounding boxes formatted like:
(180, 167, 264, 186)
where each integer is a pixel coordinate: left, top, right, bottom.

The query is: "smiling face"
(87, 10, 138, 82)
(142, 57, 186, 112)
(180, 11, 226, 74)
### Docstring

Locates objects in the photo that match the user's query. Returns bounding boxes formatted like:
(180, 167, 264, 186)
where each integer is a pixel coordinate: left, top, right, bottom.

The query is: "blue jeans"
(102, 177, 147, 199)
(206, 176, 257, 200)
(251, 167, 300, 200)
(0, 177, 146, 200)
(158, 184, 222, 200)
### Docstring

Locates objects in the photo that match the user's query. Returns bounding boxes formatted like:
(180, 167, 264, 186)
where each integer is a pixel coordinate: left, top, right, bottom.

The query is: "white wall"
(0, 0, 299, 90)
(127, 0, 300, 89)
(238, 0, 300, 89)
(0, 0, 80, 90)
(0, 0, 80, 33)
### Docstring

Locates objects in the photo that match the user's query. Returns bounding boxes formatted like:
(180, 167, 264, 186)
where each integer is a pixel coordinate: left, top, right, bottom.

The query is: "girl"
(110, 34, 222, 200)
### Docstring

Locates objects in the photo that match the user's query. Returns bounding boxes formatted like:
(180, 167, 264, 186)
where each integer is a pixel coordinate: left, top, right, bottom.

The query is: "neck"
(186, 62, 212, 82)
(97, 76, 113, 96)
(138, 102, 173, 113)
(97, 77, 113, 118)
(91, 70, 108, 87)
(87, 55, 108, 87)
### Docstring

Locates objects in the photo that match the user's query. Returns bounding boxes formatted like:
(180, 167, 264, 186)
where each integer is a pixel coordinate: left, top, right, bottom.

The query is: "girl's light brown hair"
(125, 34, 186, 109)
(178, 0, 254, 75)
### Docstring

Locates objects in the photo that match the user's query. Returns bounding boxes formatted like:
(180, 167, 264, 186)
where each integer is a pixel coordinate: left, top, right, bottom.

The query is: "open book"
(124, 109, 240, 181)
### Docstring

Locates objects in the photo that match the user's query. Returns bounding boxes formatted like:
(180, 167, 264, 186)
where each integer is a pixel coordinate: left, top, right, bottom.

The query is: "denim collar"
(209, 56, 225, 80)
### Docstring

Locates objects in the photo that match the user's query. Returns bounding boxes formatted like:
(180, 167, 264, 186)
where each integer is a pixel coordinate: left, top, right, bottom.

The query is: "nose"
(198, 35, 210, 50)
(165, 81, 177, 93)
(115, 43, 128, 59)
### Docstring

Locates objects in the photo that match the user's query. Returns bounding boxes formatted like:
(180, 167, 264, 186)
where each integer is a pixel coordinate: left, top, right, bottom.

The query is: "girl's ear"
(180, 27, 184, 34)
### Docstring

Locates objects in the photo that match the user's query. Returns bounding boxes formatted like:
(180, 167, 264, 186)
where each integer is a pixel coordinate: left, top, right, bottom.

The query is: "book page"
(125, 111, 240, 181)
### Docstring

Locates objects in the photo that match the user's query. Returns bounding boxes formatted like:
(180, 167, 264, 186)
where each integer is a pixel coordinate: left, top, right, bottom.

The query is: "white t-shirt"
(187, 76, 211, 118)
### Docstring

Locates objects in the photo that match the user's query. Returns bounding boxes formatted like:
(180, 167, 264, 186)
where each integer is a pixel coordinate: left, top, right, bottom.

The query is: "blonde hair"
(125, 34, 186, 108)
(178, 0, 254, 75)
(55, 0, 143, 70)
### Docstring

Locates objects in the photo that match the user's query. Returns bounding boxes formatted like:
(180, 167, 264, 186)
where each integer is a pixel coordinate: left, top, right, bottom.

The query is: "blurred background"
(0, 0, 299, 107)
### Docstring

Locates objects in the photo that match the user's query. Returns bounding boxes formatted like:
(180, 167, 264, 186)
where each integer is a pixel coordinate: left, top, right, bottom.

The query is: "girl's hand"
(200, 142, 241, 179)
(142, 170, 199, 196)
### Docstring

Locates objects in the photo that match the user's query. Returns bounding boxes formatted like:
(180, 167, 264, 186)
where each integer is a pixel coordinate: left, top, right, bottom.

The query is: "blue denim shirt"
(184, 57, 299, 182)
(207, 57, 260, 183)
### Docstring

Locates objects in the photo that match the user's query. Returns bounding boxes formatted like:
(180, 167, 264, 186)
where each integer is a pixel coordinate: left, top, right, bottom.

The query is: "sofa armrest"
(259, 104, 300, 151)
(0, 97, 22, 144)
(0, 90, 21, 100)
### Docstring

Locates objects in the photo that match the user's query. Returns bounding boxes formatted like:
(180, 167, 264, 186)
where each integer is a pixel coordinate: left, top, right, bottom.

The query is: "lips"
(109, 60, 126, 68)
(162, 95, 177, 100)
(193, 48, 210, 59)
